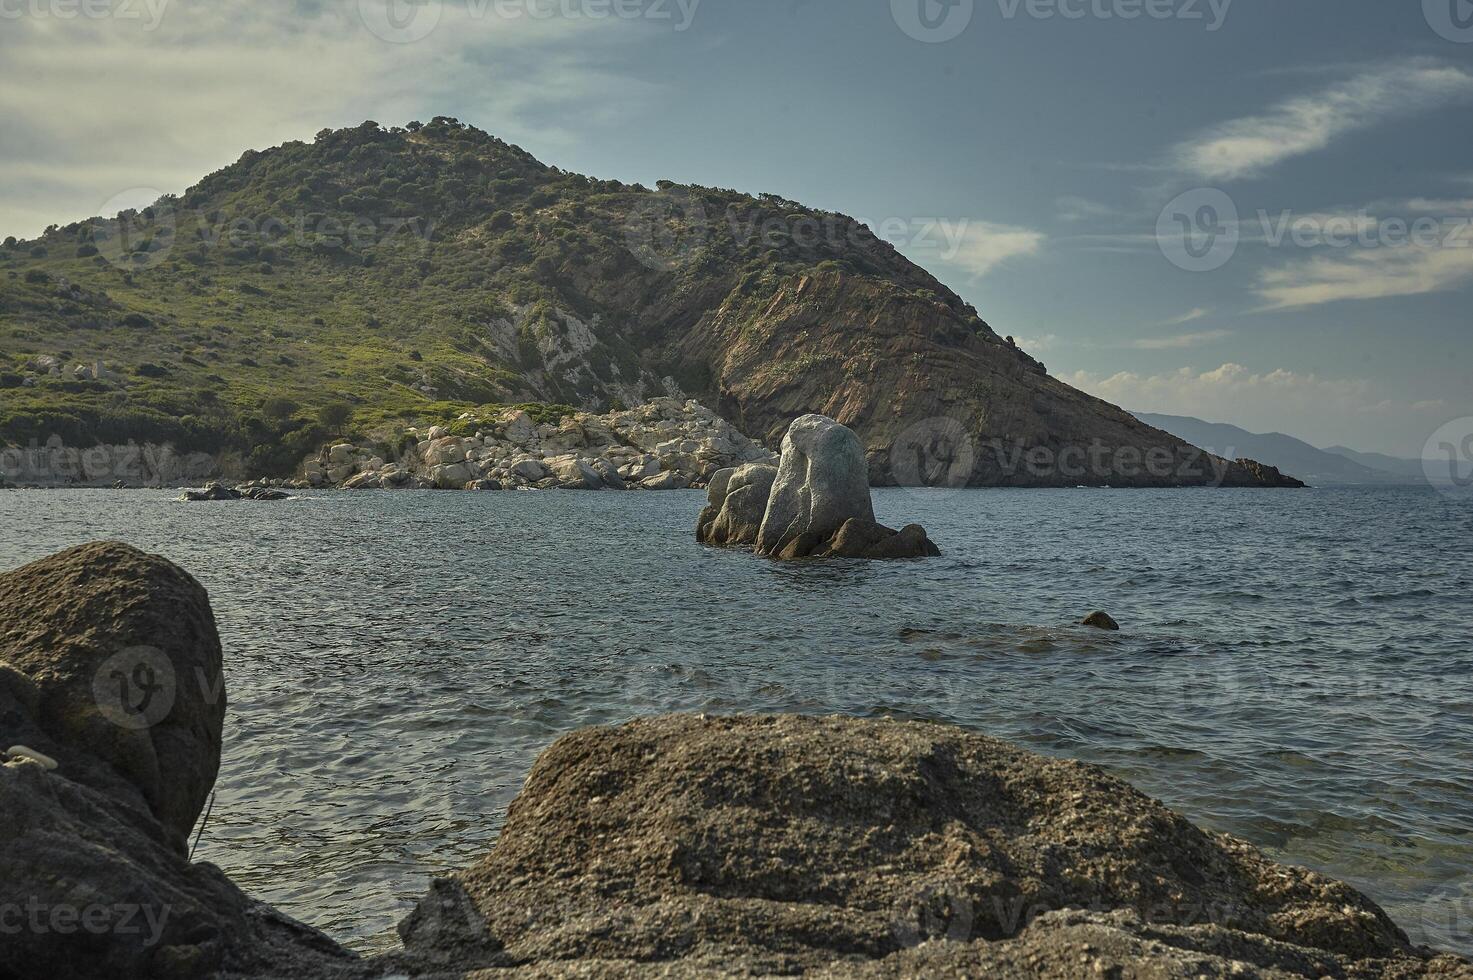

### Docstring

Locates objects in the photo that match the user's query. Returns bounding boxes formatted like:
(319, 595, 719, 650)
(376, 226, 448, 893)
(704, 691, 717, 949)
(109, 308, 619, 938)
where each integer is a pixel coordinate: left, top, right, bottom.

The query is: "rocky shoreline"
(302, 398, 776, 493)
(2, 543, 1469, 978)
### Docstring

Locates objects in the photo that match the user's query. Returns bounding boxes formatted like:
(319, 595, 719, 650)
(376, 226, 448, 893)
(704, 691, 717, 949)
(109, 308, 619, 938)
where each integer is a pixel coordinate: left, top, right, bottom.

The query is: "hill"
(1134, 413, 1420, 486)
(0, 118, 1296, 486)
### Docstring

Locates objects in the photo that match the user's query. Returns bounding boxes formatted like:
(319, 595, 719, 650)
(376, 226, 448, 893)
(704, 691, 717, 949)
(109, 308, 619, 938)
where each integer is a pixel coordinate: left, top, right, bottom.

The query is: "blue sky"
(2, 0, 1469, 455)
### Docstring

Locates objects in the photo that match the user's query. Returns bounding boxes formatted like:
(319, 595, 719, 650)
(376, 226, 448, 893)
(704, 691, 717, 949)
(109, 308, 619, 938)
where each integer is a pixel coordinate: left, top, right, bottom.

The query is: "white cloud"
(1255, 246, 1473, 309)
(1172, 61, 1473, 181)
(945, 221, 1045, 280)
(0, 1, 659, 238)
(1055, 195, 1119, 223)
(1014, 333, 1060, 354)
(1162, 307, 1211, 326)
(1132, 329, 1232, 350)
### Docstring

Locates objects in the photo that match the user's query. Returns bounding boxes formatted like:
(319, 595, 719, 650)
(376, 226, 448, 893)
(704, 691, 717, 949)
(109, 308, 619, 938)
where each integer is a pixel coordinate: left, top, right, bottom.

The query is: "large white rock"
(698, 463, 779, 546)
(755, 416, 874, 557)
(502, 410, 536, 446)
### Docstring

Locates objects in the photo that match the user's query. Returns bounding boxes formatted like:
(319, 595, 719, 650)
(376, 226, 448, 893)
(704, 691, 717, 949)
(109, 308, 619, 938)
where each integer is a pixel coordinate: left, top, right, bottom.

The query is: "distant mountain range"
(1134, 413, 1438, 486)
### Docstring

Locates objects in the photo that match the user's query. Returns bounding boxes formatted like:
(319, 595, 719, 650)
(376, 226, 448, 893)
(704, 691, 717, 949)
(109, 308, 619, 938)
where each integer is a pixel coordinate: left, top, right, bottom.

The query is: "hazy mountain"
(1135, 413, 1426, 486)
(0, 118, 1296, 486)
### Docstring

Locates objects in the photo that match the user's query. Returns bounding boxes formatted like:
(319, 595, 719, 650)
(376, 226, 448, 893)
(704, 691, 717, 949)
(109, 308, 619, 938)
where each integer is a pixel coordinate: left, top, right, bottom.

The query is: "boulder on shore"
(0, 543, 354, 979)
(698, 415, 939, 560)
(399, 714, 1466, 978)
(0, 543, 225, 845)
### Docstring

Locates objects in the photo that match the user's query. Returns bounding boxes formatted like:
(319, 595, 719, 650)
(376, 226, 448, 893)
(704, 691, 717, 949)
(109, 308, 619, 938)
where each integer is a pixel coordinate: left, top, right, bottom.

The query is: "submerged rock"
(181, 482, 241, 501)
(399, 714, 1464, 978)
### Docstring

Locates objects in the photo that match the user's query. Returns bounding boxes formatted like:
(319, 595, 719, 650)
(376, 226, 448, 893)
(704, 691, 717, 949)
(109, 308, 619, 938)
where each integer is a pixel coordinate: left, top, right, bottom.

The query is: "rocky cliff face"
(0, 119, 1301, 487)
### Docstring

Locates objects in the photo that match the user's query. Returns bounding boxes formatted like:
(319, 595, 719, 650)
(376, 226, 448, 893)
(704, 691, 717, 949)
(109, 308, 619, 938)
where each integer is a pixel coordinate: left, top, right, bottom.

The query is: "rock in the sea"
(399, 713, 1459, 978)
(0, 544, 355, 980)
(181, 482, 241, 501)
(697, 463, 778, 547)
(756, 414, 876, 556)
(1082, 611, 1120, 631)
(697, 416, 939, 560)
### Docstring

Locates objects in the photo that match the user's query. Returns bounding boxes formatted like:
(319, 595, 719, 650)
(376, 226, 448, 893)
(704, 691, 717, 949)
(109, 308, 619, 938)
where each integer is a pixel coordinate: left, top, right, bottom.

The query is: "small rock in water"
(4, 744, 59, 770)
(1081, 611, 1120, 631)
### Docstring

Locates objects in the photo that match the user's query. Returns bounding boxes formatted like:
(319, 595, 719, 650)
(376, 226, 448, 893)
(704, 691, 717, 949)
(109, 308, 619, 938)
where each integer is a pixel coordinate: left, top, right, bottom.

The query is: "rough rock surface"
(0, 543, 355, 979)
(311, 398, 776, 492)
(0, 542, 225, 845)
(695, 463, 778, 547)
(1081, 611, 1121, 631)
(755, 414, 876, 556)
(699, 417, 940, 560)
(399, 714, 1466, 979)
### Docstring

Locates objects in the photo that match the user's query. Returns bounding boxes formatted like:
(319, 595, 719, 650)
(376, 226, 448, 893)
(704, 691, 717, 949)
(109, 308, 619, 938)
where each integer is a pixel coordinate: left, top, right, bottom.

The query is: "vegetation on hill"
(1, 117, 993, 475)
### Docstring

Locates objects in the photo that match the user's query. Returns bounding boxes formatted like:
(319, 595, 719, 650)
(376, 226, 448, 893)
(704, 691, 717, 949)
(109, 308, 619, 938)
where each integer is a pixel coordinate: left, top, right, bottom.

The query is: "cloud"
(1054, 195, 1120, 223)
(945, 221, 1045, 280)
(0, 1, 660, 238)
(1162, 307, 1211, 326)
(1172, 61, 1473, 181)
(1132, 329, 1232, 350)
(1255, 246, 1473, 309)
(1014, 333, 1060, 354)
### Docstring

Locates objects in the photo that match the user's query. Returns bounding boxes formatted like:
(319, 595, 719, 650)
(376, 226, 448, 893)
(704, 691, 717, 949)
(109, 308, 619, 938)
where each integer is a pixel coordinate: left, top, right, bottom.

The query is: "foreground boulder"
(698, 415, 940, 560)
(0, 542, 225, 846)
(399, 714, 1465, 978)
(0, 544, 355, 979)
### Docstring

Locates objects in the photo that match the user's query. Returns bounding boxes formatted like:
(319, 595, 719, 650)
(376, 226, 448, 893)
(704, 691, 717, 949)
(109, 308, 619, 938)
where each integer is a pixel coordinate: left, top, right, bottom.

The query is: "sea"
(1, 485, 1469, 955)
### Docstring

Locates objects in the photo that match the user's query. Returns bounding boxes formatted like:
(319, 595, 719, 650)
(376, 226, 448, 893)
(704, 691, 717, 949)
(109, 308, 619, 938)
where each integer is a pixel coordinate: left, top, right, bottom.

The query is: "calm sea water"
(1, 487, 1470, 955)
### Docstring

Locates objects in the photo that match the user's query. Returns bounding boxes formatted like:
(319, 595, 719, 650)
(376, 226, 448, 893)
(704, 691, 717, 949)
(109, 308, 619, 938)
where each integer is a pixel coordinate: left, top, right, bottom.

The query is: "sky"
(1, 0, 1469, 457)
